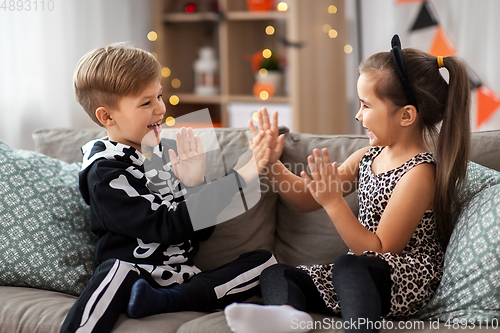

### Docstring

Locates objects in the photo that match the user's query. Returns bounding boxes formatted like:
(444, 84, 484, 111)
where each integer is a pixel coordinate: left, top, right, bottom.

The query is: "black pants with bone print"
(60, 250, 276, 333)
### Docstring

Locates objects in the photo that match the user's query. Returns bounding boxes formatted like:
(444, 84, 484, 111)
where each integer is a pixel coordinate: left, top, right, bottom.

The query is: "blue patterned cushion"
(419, 163, 500, 323)
(0, 140, 97, 295)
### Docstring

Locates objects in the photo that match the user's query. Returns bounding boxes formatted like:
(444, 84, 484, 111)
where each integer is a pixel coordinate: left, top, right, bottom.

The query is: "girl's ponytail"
(434, 56, 471, 247)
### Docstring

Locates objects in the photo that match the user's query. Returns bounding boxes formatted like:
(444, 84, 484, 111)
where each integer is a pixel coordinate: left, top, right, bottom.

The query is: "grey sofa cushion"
(32, 128, 107, 163)
(275, 133, 369, 266)
(0, 286, 205, 333)
(470, 130, 500, 172)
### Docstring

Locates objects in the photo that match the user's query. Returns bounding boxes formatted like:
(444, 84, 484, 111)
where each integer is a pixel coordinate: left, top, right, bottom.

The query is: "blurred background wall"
(1, 0, 499, 150)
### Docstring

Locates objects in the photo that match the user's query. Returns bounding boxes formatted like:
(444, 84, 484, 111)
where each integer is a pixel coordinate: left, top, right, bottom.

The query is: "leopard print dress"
(298, 146, 444, 319)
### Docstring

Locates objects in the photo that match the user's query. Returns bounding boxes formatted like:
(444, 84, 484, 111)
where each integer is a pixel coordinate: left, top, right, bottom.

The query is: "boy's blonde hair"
(74, 43, 162, 126)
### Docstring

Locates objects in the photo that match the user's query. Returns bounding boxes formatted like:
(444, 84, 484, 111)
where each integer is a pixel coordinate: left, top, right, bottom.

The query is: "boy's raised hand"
(234, 130, 271, 185)
(249, 108, 285, 166)
(168, 127, 206, 186)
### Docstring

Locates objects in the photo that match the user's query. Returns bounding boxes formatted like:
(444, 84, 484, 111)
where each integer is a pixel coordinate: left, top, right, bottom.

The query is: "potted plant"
(248, 49, 285, 99)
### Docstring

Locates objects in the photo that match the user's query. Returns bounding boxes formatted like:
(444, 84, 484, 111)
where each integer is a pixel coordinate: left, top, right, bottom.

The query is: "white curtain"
(0, 0, 153, 150)
(358, 0, 500, 132)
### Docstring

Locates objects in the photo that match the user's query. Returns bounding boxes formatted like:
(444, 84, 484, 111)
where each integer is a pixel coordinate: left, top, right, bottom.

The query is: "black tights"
(260, 255, 392, 333)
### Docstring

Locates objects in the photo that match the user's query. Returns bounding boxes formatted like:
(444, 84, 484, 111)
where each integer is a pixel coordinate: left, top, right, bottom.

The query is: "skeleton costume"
(61, 138, 276, 333)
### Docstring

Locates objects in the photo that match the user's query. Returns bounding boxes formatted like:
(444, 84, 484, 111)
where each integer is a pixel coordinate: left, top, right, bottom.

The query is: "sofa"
(1, 126, 500, 333)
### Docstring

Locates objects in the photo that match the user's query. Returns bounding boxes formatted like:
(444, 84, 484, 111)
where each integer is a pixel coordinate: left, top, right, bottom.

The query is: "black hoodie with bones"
(79, 138, 245, 287)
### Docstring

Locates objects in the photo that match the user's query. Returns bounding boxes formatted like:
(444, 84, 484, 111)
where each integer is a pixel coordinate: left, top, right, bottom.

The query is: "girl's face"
(355, 73, 400, 147)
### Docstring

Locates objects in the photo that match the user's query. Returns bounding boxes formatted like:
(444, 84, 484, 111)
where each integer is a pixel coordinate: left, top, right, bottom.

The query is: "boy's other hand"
(249, 108, 284, 165)
(234, 130, 271, 185)
(168, 127, 206, 186)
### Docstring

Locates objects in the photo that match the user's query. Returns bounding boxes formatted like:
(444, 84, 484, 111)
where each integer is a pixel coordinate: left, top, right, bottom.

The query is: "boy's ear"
(95, 107, 115, 127)
(400, 105, 418, 127)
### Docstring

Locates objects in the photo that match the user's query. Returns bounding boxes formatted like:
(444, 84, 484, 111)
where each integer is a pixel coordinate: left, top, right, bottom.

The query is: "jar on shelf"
(193, 46, 219, 95)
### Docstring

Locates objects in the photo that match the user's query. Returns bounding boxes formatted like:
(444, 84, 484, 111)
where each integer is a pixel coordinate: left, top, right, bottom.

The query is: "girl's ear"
(400, 105, 418, 127)
(95, 107, 115, 127)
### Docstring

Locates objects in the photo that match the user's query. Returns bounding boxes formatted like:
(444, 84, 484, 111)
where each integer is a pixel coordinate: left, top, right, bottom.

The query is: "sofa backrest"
(31, 128, 500, 270)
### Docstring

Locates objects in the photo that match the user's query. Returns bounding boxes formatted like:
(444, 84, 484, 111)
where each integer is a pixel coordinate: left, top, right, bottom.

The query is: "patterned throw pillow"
(0, 140, 97, 296)
(419, 163, 500, 323)
(457, 161, 500, 205)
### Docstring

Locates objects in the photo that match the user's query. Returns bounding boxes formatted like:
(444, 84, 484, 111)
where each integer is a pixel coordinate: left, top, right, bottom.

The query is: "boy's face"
(105, 79, 166, 152)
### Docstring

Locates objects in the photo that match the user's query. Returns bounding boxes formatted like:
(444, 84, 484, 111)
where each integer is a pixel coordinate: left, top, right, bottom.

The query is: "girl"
(225, 35, 471, 333)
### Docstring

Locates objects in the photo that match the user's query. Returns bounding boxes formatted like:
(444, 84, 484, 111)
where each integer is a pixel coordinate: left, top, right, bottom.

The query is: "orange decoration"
(253, 81, 275, 99)
(246, 0, 273, 11)
(476, 85, 500, 128)
(429, 26, 457, 57)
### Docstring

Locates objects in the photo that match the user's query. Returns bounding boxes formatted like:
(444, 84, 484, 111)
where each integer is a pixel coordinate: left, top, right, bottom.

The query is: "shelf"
(162, 11, 287, 23)
(153, 0, 350, 134)
(228, 95, 289, 104)
(172, 93, 222, 104)
(163, 12, 220, 23)
(167, 93, 289, 105)
(225, 11, 288, 21)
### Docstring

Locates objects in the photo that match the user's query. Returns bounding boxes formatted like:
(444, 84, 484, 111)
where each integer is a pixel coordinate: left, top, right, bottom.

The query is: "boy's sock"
(224, 303, 313, 333)
(127, 279, 188, 318)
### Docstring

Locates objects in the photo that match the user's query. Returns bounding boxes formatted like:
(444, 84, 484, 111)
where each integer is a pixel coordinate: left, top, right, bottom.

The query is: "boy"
(61, 43, 276, 333)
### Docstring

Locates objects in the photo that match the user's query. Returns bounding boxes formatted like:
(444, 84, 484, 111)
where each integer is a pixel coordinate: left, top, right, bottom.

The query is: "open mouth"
(147, 120, 163, 133)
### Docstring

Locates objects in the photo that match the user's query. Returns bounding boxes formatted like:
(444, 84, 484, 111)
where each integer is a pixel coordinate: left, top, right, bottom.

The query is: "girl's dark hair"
(359, 49, 471, 248)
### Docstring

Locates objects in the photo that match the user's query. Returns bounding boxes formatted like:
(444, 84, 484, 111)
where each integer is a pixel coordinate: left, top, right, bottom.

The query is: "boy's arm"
(90, 160, 245, 245)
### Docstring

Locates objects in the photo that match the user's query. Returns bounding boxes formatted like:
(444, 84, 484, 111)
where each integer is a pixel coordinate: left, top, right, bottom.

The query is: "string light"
(344, 45, 353, 54)
(259, 91, 270, 100)
(147, 31, 158, 42)
(151, 52, 158, 59)
(328, 5, 337, 14)
(277, 2, 288, 11)
(328, 29, 338, 38)
(162, 67, 171, 78)
(262, 49, 272, 59)
(165, 116, 176, 126)
(169, 95, 179, 105)
(265, 25, 275, 35)
(252, 112, 259, 121)
(323, 24, 332, 33)
(171, 78, 181, 89)
(259, 68, 268, 78)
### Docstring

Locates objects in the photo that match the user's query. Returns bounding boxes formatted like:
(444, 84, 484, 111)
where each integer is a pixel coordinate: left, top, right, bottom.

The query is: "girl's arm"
(304, 149, 435, 255)
(267, 146, 368, 212)
(250, 107, 368, 212)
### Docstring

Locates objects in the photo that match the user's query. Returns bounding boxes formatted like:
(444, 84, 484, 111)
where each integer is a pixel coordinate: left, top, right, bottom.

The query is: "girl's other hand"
(300, 148, 343, 208)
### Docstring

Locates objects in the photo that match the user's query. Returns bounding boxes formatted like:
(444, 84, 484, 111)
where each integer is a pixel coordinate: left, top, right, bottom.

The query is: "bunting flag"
(410, 1, 439, 31)
(399, 0, 500, 129)
(429, 26, 457, 57)
(476, 86, 500, 128)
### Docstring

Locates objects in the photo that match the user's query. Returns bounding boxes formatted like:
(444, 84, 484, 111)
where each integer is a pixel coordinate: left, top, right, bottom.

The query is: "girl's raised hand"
(300, 148, 343, 208)
(249, 108, 284, 165)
